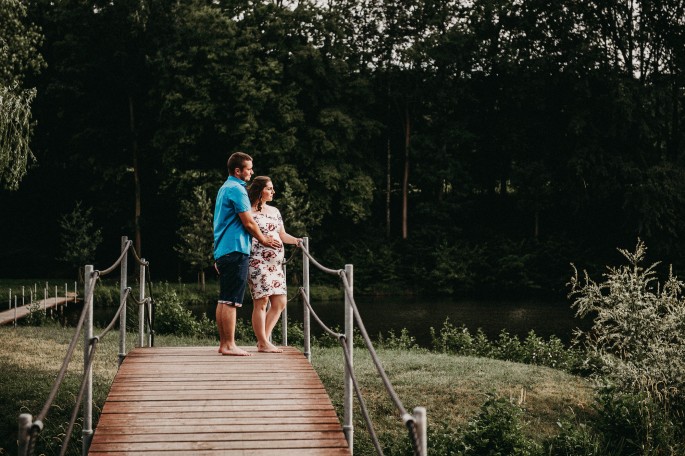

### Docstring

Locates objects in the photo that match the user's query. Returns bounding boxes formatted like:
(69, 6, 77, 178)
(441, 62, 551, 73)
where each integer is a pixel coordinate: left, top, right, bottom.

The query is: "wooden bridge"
(88, 345, 351, 455)
(0, 294, 76, 326)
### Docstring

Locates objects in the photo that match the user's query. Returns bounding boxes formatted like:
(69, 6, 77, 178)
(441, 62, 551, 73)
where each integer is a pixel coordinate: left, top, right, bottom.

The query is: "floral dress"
(248, 209, 287, 299)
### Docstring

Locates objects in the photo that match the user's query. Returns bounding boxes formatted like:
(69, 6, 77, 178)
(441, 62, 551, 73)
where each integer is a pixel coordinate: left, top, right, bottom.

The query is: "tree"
(174, 186, 214, 291)
(58, 202, 103, 282)
(0, 0, 45, 190)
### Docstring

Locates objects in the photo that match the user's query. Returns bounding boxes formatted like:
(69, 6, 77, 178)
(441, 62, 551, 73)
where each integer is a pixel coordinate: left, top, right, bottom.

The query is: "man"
(213, 152, 281, 356)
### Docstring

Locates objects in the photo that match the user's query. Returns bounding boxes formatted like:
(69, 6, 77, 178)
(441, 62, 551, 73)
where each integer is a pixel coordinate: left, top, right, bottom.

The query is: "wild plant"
(569, 239, 685, 409)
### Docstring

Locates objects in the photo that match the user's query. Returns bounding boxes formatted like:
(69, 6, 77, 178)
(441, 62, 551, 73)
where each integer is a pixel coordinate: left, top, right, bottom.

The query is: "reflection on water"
(75, 295, 590, 348)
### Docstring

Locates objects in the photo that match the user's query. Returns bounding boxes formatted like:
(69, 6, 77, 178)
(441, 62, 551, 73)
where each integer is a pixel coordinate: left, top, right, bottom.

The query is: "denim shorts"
(215, 252, 249, 307)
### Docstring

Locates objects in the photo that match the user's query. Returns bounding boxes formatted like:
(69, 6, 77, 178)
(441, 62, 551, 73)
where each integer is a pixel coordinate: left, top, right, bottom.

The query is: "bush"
(569, 239, 685, 407)
(593, 387, 682, 456)
(153, 290, 203, 337)
(460, 395, 540, 456)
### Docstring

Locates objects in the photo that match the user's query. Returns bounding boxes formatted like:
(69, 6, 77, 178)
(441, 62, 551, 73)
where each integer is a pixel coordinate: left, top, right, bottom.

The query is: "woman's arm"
(279, 226, 302, 246)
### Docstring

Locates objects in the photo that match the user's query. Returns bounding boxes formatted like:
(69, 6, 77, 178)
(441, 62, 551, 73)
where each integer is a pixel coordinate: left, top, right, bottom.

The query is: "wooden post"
(83, 265, 94, 455)
(138, 259, 146, 347)
(281, 262, 288, 346)
(414, 407, 428, 456)
(119, 236, 128, 366)
(302, 237, 311, 362)
(343, 264, 354, 452)
(17, 413, 32, 456)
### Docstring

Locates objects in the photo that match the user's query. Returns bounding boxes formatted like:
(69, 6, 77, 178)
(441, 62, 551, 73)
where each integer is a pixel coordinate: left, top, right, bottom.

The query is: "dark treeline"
(2, 0, 685, 298)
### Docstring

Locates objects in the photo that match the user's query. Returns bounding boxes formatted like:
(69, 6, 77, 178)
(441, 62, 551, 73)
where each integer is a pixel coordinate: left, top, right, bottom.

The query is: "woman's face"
(261, 180, 275, 202)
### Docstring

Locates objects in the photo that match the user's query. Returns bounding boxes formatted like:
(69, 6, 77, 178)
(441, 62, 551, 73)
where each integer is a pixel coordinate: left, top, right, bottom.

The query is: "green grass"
(0, 324, 592, 455)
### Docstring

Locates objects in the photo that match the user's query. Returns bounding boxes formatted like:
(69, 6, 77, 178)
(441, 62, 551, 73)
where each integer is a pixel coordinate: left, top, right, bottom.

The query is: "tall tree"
(0, 0, 45, 190)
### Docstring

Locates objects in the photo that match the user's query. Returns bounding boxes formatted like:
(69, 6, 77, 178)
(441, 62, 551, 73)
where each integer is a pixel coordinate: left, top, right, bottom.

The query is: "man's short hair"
(227, 152, 253, 175)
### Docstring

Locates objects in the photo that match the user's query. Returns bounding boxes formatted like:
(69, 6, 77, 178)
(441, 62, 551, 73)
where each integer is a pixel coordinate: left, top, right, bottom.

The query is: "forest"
(2, 0, 685, 298)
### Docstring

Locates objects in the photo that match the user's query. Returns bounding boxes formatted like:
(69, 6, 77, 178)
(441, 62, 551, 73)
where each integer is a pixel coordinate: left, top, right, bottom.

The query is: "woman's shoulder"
(266, 205, 282, 217)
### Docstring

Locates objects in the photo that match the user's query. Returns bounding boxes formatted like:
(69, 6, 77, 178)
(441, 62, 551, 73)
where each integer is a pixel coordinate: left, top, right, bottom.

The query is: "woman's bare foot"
(219, 346, 252, 356)
(257, 342, 283, 353)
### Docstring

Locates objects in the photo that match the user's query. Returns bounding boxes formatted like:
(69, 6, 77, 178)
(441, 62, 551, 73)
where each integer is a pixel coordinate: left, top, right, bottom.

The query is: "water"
(259, 296, 588, 347)
(78, 295, 588, 348)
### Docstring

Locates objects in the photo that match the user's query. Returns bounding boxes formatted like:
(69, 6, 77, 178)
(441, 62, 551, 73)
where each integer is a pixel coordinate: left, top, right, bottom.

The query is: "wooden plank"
(89, 449, 352, 456)
(89, 346, 350, 454)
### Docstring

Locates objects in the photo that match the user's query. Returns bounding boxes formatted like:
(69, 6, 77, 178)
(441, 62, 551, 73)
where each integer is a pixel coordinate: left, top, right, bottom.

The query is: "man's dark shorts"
(215, 252, 249, 307)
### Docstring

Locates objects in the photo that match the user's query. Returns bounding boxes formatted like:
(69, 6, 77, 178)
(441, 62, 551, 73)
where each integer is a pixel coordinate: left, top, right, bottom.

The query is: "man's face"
(237, 160, 254, 182)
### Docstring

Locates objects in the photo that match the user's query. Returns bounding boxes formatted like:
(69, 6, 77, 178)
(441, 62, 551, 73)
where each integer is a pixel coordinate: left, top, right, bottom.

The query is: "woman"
(247, 176, 302, 353)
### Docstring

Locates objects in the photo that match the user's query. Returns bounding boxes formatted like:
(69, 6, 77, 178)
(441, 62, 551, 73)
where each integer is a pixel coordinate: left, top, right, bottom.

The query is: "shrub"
(22, 301, 46, 326)
(569, 239, 685, 408)
(460, 395, 540, 456)
(545, 419, 608, 456)
(593, 387, 682, 456)
(153, 290, 201, 337)
(378, 328, 421, 351)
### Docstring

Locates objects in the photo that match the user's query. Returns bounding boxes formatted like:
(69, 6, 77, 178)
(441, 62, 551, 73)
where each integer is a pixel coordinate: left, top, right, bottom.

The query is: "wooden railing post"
(17, 413, 32, 456)
(138, 258, 146, 347)
(119, 236, 128, 366)
(414, 407, 428, 455)
(343, 263, 354, 452)
(281, 262, 288, 346)
(303, 237, 311, 362)
(82, 265, 94, 455)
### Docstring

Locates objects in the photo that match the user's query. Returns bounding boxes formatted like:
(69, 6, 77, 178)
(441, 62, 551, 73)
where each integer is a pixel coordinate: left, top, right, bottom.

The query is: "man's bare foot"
(257, 342, 283, 353)
(219, 346, 252, 356)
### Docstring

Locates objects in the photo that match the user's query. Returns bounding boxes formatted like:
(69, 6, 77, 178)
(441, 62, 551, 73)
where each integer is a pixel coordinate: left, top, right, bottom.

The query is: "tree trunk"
(198, 270, 206, 292)
(402, 105, 410, 240)
(129, 95, 142, 258)
(386, 136, 391, 238)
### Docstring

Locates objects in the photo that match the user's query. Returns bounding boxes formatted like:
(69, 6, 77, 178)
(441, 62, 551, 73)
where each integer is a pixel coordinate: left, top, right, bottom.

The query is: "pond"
(82, 294, 590, 348)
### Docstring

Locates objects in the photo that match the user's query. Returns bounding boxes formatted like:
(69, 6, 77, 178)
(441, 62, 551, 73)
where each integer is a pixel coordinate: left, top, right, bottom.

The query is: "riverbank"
(0, 324, 592, 455)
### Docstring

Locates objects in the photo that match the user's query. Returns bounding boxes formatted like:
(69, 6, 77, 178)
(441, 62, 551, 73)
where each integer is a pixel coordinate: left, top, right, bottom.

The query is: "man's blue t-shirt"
(213, 176, 252, 259)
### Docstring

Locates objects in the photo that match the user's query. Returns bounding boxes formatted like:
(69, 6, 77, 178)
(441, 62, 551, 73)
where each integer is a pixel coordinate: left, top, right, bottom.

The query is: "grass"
(0, 324, 592, 455)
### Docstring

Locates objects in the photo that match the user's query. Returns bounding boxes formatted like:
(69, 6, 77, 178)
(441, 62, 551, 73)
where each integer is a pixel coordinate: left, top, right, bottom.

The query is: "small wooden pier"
(0, 294, 76, 325)
(88, 346, 351, 455)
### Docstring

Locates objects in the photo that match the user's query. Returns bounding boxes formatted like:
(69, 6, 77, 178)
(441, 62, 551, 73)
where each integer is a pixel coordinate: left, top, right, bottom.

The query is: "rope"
(338, 271, 422, 455)
(145, 265, 156, 347)
(297, 287, 343, 339)
(299, 288, 384, 454)
(95, 288, 131, 340)
(59, 338, 99, 456)
(96, 241, 132, 276)
(300, 245, 342, 276)
(129, 244, 149, 266)
(25, 271, 100, 452)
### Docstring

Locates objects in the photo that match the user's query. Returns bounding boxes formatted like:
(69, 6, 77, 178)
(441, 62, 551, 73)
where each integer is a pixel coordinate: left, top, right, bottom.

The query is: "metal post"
(281, 262, 288, 346)
(413, 407, 428, 456)
(138, 259, 146, 347)
(119, 236, 128, 366)
(82, 265, 94, 455)
(302, 237, 311, 362)
(64, 283, 68, 308)
(14, 296, 17, 327)
(343, 263, 354, 451)
(18, 413, 32, 456)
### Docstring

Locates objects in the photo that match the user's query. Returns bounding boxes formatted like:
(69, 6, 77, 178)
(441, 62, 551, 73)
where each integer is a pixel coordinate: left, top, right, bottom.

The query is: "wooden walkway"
(0, 294, 76, 325)
(89, 346, 351, 455)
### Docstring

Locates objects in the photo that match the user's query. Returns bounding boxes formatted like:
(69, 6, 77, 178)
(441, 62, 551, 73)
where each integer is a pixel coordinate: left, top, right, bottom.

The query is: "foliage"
(592, 387, 681, 456)
(429, 318, 585, 373)
(22, 301, 46, 326)
(460, 396, 540, 456)
(153, 289, 211, 338)
(58, 202, 103, 281)
(569, 240, 685, 407)
(173, 186, 214, 284)
(0, 0, 44, 190)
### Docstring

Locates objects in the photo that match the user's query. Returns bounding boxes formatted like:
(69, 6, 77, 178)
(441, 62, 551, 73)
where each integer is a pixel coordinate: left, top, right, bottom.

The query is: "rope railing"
(298, 239, 428, 455)
(18, 236, 154, 456)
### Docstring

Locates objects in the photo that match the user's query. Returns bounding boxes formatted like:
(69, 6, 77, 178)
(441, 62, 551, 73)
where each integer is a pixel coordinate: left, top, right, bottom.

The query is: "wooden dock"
(88, 346, 351, 455)
(0, 294, 76, 325)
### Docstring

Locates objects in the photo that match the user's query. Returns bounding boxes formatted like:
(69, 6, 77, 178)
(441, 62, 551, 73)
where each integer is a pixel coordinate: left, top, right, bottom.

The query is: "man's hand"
(262, 235, 282, 249)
